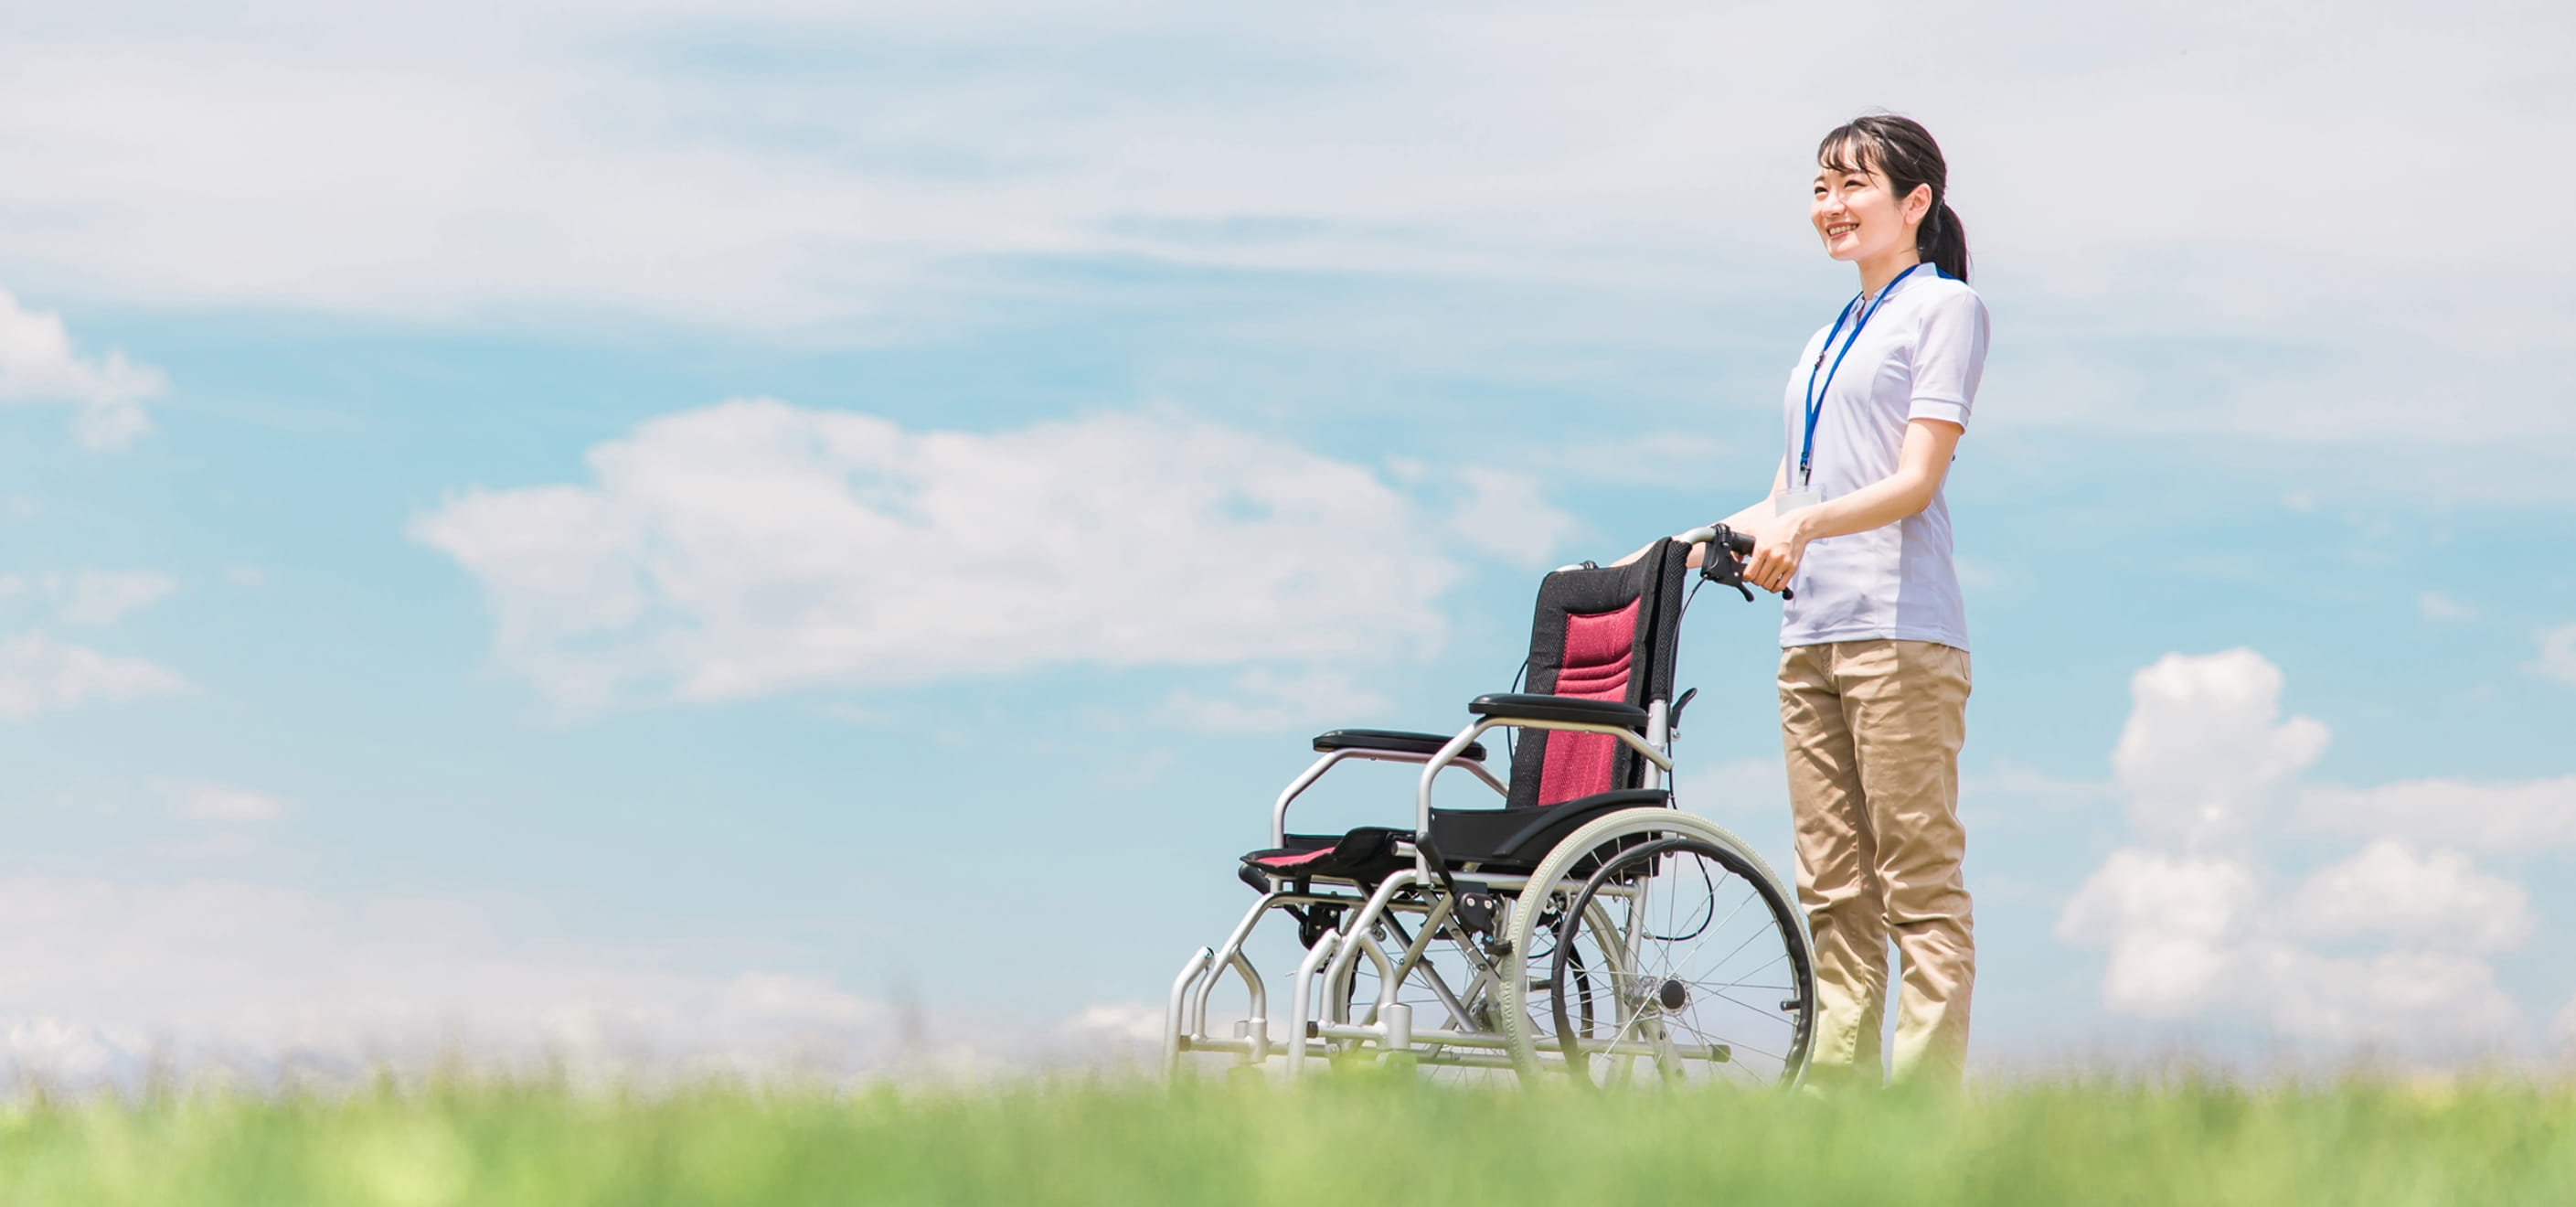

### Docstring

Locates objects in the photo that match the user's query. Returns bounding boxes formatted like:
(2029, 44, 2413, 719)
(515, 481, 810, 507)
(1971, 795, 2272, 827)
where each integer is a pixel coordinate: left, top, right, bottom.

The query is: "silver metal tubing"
(1319, 871, 1421, 1024)
(1188, 892, 1283, 1037)
(1284, 930, 1341, 1082)
(1178, 1035, 1334, 1059)
(1565, 1034, 1728, 1061)
(1368, 903, 1484, 1031)
(1379, 1002, 1414, 1058)
(1644, 699, 1669, 789)
(1415, 718, 1674, 871)
(1229, 952, 1268, 1061)
(1415, 720, 1501, 846)
(1272, 748, 1508, 848)
(1272, 749, 1357, 848)
(1413, 1028, 1514, 1051)
(1163, 947, 1215, 1080)
(1326, 934, 1400, 1027)
(1418, 1050, 1534, 1072)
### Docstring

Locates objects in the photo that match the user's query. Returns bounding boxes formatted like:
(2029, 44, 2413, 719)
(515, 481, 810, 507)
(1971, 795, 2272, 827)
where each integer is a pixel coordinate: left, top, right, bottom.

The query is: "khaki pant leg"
(1778, 643, 1886, 1085)
(1836, 639, 1975, 1087)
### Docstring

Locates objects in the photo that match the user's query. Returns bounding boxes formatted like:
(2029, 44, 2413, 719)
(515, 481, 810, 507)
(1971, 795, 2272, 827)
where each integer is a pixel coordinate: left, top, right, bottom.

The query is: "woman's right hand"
(1736, 507, 1815, 595)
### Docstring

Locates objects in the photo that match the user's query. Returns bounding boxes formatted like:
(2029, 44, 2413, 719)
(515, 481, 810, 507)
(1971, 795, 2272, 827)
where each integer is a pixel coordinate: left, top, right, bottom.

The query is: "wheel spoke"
(1524, 830, 1813, 1090)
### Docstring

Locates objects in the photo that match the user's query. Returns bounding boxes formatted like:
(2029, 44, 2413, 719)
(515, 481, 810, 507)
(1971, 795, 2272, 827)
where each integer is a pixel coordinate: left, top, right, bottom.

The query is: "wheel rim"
(1548, 837, 1814, 1088)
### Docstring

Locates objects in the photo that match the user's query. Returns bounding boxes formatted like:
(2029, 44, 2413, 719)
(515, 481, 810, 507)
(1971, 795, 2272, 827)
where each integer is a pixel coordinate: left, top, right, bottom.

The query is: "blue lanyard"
(1799, 262, 1926, 486)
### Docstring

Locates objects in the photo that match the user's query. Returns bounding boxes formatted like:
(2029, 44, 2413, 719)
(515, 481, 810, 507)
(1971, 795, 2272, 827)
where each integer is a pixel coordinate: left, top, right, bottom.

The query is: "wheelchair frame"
(1161, 527, 1816, 1085)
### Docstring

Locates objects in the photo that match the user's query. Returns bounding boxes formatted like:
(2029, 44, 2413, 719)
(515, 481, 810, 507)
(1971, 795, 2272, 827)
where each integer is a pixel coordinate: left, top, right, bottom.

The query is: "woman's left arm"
(1738, 418, 1963, 593)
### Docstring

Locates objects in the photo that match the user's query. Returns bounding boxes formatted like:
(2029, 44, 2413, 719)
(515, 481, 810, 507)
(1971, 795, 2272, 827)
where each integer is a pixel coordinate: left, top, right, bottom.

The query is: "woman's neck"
(1856, 248, 1924, 301)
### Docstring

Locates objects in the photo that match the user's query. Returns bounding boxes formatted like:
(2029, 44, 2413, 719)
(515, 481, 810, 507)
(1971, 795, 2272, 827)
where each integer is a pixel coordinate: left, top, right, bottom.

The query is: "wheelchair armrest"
(1466, 693, 1651, 729)
(1313, 729, 1489, 763)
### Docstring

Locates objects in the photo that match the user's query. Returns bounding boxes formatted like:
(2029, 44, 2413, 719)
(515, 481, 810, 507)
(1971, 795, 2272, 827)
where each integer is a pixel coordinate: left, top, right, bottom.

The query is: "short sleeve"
(1907, 288, 1989, 429)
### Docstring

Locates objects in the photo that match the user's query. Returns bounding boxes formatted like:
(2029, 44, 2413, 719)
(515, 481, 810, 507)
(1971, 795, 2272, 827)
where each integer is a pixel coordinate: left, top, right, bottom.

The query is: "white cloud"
(2059, 649, 2542, 1052)
(0, 1, 2566, 486)
(0, 286, 165, 449)
(2283, 839, 2531, 955)
(2253, 946, 2522, 1050)
(1670, 756, 1793, 873)
(2294, 774, 2576, 853)
(2055, 848, 2258, 1020)
(0, 873, 1163, 1089)
(2416, 592, 2476, 622)
(1057, 1001, 1165, 1048)
(167, 781, 290, 824)
(1960, 762, 2116, 824)
(1549, 432, 1735, 489)
(1157, 668, 1392, 735)
(2530, 624, 2576, 685)
(2057, 847, 2527, 1047)
(417, 401, 1563, 710)
(1446, 467, 1583, 566)
(0, 632, 189, 720)
(0, 874, 899, 1088)
(2109, 648, 2329, 849)
(52, 570, 178, 626)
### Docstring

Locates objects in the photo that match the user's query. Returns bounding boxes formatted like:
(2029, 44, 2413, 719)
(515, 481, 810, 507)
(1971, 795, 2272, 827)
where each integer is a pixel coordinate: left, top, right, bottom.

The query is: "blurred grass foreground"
(2, 1073, 2572, 1205)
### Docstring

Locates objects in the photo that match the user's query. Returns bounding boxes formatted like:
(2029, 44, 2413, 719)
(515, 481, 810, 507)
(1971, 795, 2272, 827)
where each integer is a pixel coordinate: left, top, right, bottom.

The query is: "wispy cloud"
(0, 2, 2564, 485)
(165, 781, 291, 824)
(0, 286, 165, 449)
(0, 632, 188, 720)
(2530, 624, 2576, 685)
(2416, 592, 2476, 623)
(416, 400, 1569, 711)
(54, 571, 178, 626)
(1155, 668, 1392, 735)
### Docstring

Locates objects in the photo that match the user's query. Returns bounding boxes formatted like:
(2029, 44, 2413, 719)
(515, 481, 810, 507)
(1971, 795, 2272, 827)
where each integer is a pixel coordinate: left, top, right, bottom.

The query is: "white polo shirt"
(1776, 265, 1989, 651)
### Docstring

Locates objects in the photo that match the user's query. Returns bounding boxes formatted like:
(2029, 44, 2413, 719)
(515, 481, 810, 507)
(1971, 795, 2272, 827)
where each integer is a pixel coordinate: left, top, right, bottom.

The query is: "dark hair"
(1817, 114, 1969, 283)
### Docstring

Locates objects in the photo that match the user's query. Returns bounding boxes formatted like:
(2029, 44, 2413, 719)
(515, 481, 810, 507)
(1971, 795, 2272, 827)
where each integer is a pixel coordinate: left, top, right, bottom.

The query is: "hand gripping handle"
(1680, 524, 1793, 603)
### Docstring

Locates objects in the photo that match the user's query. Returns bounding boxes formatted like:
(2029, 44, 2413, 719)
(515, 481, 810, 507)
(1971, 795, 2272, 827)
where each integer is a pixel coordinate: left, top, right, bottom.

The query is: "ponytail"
(1921, 200, 1971, 283)
(1817, 113, 1972, 283)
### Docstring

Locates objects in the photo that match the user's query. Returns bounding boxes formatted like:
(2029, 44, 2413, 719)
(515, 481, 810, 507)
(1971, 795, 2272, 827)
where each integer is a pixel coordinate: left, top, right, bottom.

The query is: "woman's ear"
(1905, 183, 1933, 230)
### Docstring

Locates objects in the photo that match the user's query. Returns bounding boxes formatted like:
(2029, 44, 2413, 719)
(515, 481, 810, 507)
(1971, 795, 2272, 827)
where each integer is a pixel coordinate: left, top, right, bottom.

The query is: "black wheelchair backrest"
(1504, 539, 1692, 809)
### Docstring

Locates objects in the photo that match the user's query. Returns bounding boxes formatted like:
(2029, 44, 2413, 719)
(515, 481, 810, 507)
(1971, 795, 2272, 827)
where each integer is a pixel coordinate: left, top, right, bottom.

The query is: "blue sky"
(0, 0, 2571, 1081)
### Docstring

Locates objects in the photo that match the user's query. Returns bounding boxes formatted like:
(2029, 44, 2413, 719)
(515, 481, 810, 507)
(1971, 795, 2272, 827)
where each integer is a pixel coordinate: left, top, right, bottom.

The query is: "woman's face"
(1812, 154, 1927, 264)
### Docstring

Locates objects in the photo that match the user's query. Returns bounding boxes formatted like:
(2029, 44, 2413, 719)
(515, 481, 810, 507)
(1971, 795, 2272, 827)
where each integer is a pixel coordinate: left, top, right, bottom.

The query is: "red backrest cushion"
(1536, 598, 1638, 805)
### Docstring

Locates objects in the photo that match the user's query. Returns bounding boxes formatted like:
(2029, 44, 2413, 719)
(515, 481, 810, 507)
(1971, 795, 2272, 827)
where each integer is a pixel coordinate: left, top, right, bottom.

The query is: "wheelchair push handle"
(1674, 524, 1794, 604)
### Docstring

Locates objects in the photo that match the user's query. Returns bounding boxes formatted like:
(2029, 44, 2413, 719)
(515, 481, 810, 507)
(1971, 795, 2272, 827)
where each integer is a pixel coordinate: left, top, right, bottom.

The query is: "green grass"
(0, 1071, 2571, 1205)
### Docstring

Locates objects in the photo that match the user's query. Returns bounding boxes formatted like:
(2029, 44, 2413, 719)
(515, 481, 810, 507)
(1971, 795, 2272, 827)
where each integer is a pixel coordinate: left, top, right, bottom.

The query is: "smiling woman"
(1629, 112, 1990, 1089)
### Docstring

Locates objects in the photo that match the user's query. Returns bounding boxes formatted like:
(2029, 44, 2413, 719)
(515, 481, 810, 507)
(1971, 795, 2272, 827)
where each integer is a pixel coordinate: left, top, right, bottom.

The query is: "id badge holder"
(1777, 486, 1823, 515)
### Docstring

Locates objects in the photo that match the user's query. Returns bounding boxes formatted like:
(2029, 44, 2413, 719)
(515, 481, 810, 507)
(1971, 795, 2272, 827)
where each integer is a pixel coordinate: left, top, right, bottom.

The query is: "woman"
(1668, 114, 1989, 1088)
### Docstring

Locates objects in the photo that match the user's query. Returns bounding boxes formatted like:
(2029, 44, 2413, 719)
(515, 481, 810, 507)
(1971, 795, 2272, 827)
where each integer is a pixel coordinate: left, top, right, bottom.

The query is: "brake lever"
(1698, 549, 1793, 603)
(1698, 547, 1758, 602)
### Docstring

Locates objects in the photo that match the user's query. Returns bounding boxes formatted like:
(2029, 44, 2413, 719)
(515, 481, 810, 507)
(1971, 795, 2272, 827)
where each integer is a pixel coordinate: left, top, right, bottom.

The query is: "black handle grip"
(1704, 525, 1791, 602)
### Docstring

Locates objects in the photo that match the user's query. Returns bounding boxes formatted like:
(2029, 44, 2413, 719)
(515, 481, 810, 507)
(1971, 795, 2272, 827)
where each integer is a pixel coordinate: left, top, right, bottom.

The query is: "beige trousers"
(1777, 639, 1974, 1088)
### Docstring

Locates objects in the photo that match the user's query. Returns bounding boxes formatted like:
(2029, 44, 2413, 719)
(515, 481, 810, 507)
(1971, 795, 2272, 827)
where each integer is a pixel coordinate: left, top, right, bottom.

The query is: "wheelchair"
(1162, 527, 1817, 1087)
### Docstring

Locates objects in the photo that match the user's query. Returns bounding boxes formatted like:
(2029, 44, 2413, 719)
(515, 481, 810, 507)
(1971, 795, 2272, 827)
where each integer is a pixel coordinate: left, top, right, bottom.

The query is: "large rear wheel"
(1497, 810, 1815, 1088)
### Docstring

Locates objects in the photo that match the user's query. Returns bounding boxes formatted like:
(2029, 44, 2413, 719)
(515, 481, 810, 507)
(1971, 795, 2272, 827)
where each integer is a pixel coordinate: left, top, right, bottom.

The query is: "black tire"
(1546, 835, 1815, 1088)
